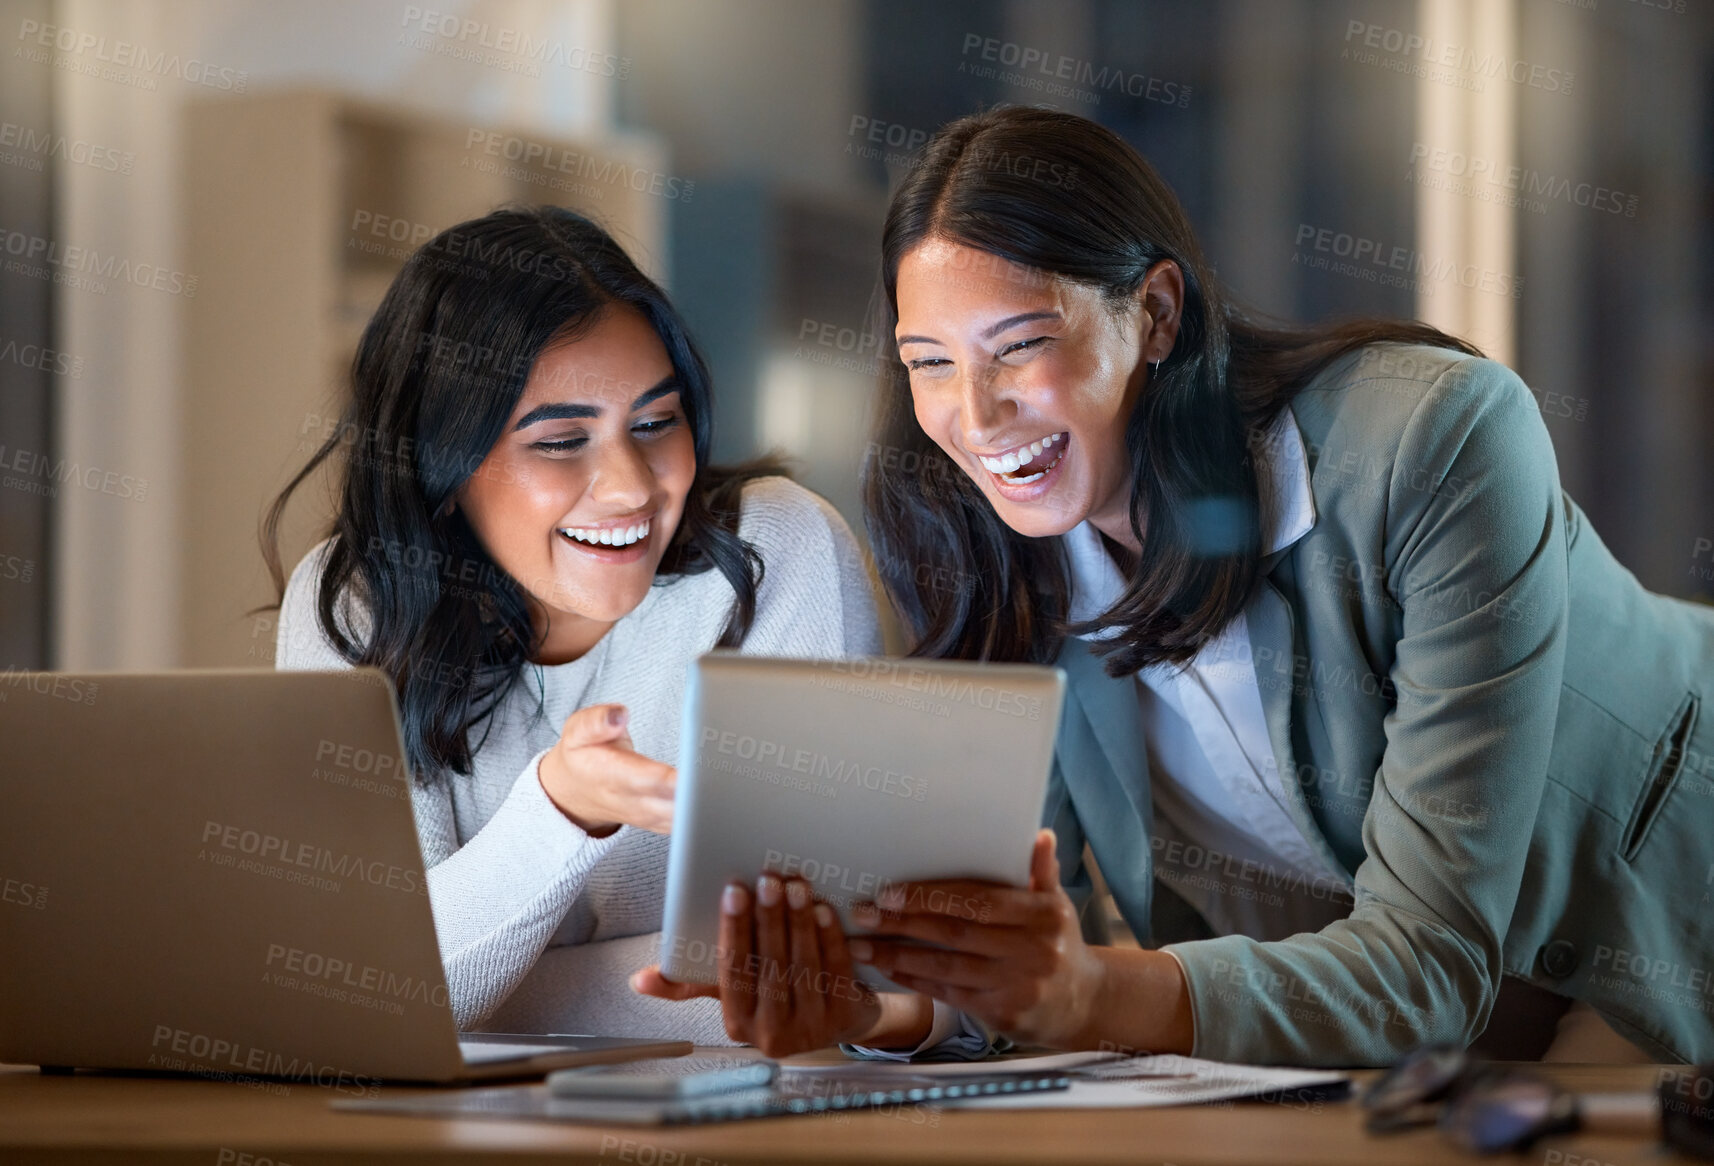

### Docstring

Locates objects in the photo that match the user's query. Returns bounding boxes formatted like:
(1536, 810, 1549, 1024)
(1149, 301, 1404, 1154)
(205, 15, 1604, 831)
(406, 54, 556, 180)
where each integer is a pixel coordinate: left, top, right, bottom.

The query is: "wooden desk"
(0, 1056, 1700, 1166)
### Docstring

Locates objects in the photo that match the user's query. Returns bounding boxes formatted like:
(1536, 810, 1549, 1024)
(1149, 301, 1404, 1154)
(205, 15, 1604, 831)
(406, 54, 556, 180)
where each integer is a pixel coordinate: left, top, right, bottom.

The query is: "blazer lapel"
(1055, 637, 1156, 934)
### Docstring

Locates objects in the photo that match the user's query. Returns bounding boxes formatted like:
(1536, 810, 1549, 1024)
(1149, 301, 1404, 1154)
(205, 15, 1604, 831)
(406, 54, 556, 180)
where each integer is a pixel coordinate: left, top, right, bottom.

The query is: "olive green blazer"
(1045, 344, 1714, 1066)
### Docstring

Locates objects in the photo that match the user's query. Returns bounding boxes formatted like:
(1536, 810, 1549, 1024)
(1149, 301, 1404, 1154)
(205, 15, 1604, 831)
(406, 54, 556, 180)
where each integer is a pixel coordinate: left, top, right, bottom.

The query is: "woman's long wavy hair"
(262, 206, 778, 779)
(864, 107, 1481, 676)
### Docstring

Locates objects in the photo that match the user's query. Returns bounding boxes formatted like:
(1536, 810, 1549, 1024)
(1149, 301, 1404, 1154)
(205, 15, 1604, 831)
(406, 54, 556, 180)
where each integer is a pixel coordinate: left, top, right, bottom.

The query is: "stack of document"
(786, 1051, 1349, 1110)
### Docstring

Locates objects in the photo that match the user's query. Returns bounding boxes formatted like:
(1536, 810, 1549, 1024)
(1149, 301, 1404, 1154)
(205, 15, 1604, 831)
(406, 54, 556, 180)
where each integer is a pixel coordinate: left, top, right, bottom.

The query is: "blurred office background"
(0, 0, 1709, 671)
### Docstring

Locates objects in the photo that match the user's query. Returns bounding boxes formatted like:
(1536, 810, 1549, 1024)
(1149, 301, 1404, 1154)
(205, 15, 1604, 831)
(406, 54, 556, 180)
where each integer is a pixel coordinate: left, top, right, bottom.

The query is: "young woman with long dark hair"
(263, 207, 949, 1056)
(855, 107, 1714, 1066)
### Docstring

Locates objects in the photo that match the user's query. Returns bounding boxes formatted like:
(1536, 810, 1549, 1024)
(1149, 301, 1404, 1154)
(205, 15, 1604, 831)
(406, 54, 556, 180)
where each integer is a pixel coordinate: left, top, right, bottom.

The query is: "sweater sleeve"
(418, 751, 628, 1029)
(274, 539, 625, 1029)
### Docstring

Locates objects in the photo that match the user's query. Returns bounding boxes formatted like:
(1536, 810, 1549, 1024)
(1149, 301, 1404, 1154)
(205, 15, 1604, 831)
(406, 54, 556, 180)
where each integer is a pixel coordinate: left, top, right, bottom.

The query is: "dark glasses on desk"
(1361, 1044, 1692, 1155)
(1661, 1065, 1714, 1161)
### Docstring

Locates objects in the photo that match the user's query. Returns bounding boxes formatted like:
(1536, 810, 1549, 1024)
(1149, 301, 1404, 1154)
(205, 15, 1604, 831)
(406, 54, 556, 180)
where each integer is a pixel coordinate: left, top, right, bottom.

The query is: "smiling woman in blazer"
(854, 106, 1714, 1066)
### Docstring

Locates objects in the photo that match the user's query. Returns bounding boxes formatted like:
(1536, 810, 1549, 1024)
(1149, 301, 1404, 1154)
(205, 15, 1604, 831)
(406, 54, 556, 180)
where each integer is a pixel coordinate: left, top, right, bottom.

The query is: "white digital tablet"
(659, 653, 1065, 989)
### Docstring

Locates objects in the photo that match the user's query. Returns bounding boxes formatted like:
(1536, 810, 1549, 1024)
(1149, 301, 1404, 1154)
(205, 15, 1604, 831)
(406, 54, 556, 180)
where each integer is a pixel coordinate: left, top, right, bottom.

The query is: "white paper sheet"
(944, 1053, 1348, 1110)
(783, 1051, 1347, 1109)
(781, 1050, 1119, 1078)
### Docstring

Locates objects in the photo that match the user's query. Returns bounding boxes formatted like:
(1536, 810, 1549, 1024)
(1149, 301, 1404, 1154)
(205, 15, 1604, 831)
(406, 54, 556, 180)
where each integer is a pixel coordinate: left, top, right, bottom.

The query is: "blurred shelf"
(180, 87, 669, 667)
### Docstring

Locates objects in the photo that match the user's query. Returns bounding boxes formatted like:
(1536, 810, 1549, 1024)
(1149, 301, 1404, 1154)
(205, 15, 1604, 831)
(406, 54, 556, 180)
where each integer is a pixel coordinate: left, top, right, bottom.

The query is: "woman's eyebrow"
(512, 376, 680, 430)
(896, 311, 1061, 348)
(514, 402, 597, 428)
(628, 377, 680, 411)
(981, 311, 1059, 339)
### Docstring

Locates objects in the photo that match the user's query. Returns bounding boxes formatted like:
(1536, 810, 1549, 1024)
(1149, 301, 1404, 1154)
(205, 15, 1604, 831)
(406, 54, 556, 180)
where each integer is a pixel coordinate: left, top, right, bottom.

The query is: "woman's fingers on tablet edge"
(882, 968, 995, 1020)
(784, 879, 825, 1031)
(1028, 829, 1058, 891)
(859, 940, 999, 990)
(814, 900, 872, 1033)
(857, 880, 1052, 929)
(753, 873, 791, 1046)
(717, 882, 757, 1039)
(854, 906, 1019, 956)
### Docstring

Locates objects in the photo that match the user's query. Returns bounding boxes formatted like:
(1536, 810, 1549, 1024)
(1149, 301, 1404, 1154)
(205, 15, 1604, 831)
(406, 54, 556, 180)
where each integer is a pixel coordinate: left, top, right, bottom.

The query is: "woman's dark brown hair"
(863, 106, 1480, 676)
(261, 206, 779, 779)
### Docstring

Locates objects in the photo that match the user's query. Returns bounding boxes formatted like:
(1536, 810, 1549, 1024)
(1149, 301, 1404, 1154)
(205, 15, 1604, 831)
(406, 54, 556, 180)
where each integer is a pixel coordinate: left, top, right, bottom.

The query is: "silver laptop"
(0, 668, 688, 1084)
(660, 654, 1065, 987)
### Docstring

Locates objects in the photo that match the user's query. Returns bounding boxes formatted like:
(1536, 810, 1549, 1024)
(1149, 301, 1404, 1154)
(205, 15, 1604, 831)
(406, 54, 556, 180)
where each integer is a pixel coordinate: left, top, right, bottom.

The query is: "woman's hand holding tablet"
(632, 874, 936, 1057)
(848, 829, 1194, 1054)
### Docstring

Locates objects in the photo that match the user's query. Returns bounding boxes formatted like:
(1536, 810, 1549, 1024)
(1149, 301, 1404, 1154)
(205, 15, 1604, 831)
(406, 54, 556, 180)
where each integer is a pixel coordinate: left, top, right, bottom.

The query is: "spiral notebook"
(332, 1058, 1072, 1125)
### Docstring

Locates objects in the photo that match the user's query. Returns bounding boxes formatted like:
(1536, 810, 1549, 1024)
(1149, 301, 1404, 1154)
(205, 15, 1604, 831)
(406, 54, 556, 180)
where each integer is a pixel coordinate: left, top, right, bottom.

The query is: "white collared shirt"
(1063, 410, 1355, 941)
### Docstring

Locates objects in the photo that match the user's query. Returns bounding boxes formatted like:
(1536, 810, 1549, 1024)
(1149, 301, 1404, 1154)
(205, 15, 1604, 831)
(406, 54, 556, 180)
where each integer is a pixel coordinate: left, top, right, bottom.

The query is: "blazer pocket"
(1619, 692, 1699, 862)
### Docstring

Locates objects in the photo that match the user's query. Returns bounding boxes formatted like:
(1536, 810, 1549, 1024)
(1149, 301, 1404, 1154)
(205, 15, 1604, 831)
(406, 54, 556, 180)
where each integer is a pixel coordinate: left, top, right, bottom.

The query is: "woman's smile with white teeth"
(558, 518, 651, 547)
(977, 432, 1067, 481)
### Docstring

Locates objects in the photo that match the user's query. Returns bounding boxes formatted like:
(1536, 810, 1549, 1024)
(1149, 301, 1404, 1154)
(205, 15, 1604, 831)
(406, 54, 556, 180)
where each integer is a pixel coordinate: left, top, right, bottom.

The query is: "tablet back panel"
(660, 655, 1065, 985)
